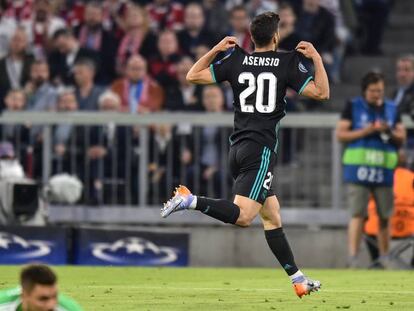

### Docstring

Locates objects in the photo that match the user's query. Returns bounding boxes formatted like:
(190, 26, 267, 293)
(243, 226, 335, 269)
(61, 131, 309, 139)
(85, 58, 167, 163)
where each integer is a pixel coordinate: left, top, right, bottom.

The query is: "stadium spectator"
(88, 90, 132, 205)
(393, 54, 414, 116)
(0, 264, 82, 310)
(4, 0, 32, 21)
(101, 0, 129, 38)
(319, 0, 352, 83)
(0, 27, 33, 111)
(228, 6, 253, 53)
(149, 29, 181, 87)
(73, 58, 104, 111)
(393, 55, 414, 168)
(0, 90, 31, 168)
(164, 56, 203, 112)
(0, 1, 17, 59)
(336, 72, 406, 268)
(25, 60, 57, 112)
(354, 0, 391, 55)
(246, 0, 279, 18)
(52, 88, 86, 176)
(277, 3, 301, 52)
(147, 0, 184, 33)
(60, 0, 86, 28)
(295, 0, 336, 78)
(116, 4, 157, 72)
(177, 2, 216, 57)
(21, 0, 66, 59)
(203, 0, 229, 38)
(111, 54, 164, 113)
(75, 0, 118, 84)
(48, 28, 100, 85)
(189, 85, 228, 197)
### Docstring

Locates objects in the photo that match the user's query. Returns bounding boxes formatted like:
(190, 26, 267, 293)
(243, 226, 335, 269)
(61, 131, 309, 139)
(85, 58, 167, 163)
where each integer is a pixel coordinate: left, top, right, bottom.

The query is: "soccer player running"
(161, 12, 329, 298)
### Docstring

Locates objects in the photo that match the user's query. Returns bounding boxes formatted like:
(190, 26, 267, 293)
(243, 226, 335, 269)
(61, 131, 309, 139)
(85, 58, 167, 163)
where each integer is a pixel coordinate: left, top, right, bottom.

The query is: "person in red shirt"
(147, 0, 184, 33)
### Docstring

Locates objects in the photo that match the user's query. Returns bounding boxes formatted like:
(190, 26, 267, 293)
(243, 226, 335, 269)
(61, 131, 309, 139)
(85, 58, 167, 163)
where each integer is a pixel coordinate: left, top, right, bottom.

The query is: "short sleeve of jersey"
(340, 101, 353, 120)
(210, 48, 237, 83)
(287, 52, 314, 94)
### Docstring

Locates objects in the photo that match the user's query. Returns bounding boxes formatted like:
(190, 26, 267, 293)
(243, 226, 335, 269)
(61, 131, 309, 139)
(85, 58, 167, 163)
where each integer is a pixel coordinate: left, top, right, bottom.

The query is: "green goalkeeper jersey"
(0, 287, 83, 311)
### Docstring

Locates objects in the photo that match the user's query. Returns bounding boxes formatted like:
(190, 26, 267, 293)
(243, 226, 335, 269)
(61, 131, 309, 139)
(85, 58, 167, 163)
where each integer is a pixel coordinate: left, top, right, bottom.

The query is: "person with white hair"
(87, 90, 132, 205)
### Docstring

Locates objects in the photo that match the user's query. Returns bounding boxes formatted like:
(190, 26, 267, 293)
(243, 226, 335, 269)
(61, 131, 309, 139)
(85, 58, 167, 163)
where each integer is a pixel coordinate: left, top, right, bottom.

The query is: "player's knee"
(236, 209, 255, 227)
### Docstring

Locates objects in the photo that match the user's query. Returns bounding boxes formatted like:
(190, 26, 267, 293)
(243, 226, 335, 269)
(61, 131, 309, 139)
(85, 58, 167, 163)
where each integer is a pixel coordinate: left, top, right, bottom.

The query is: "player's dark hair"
(20, 264, 57, 293)
(361, 71, 385, 92)
(250, 12, 280, 48)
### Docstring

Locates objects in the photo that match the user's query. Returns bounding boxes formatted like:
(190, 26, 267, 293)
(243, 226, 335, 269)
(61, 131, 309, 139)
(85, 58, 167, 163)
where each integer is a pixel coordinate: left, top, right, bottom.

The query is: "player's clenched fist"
(213, 36, 238, 52)
(295, 41, 320, 60)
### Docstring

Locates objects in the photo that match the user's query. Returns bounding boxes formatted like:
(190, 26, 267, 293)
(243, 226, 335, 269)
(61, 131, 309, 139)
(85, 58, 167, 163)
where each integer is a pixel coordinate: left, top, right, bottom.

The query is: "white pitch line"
(84, 285, 414, 295)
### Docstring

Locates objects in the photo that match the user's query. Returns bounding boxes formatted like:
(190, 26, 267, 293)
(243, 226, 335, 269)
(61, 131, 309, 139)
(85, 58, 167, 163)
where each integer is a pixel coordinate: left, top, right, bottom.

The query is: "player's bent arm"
(187, 36, 237, 85)
(390, 122, 406, 147)
(301, 55, 329, 100)
(186, 67, 214, 85)
(336, 119, 372, 143)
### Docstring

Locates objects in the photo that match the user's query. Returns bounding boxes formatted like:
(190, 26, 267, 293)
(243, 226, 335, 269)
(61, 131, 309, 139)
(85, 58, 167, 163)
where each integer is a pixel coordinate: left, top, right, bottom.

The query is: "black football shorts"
(229, 139, 276, 204)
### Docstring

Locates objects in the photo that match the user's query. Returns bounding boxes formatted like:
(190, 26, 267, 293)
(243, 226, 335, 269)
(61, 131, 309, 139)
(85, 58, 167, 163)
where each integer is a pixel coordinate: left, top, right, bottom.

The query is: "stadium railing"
(1, 112, 412, 226)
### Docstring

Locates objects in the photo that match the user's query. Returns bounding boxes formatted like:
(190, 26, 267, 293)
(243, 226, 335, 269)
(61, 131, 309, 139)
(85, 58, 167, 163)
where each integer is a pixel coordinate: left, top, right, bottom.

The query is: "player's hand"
(373, 121, 390, 133)
(295, 41, 320, 60)
(362, 123, 376, 136)
(214, 36, 237, 52)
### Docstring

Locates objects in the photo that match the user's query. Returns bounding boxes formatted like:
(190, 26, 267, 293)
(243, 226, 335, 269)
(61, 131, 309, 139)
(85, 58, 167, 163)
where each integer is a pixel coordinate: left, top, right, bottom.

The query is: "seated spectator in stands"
(246, 0, 278, 18)
(0, 27, 33, 111)
(58, 0, 85, 28)
(147, 0, 184, 32)
(394, 54, 414, 117)
(0, 90, 30, 167)
(4, 0, 32, 22)
(73, 58, 104, 111)
(177, 2, 216, 57)
(52, 88, 86, 177)
(203, 0, 229, 38)
(48, 29, 100, 85)
(228, 6, 253, 53)
(116, 4, 157, 72)
(0, 2, 17, 59)
(25, 60, 57, 112)
(21, 0, 66, 59)
(75, 1, 117, 84)
(88, 90, 134, 205)
(354, 0, 391, 55)
(277, 3, 301, 51)
(295, 0, 336, 77)
(164, 56, 203, 111)
(149, 29, 181, 87)
(189, 85, 228, 197)
(102, 0, 129, 39)
(111, 54, 164, 113)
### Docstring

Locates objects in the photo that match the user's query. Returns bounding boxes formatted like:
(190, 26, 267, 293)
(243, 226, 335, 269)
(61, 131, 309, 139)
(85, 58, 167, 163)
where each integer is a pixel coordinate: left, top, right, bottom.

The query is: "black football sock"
(265, 227, 299, 276)
(195, 197, 240, 224)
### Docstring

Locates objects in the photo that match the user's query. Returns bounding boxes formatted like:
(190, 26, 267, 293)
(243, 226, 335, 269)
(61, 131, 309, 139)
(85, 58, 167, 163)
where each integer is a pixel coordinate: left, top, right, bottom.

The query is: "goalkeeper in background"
(0, 264, 82, 311)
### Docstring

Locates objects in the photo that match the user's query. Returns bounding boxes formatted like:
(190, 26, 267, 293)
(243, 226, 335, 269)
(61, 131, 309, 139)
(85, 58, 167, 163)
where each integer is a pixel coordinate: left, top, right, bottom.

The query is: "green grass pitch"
(1, 266, 413, 310)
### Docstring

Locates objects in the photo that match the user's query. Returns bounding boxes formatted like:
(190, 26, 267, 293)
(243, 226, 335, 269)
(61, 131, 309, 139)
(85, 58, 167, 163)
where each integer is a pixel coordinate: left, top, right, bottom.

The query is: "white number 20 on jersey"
(238, 72, 277, 113)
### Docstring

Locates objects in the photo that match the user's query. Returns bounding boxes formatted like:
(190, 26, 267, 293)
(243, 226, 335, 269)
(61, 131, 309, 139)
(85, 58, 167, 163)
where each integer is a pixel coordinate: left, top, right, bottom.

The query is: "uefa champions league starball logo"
(0, 232, 53, 259)
(91, 237, 180, 265)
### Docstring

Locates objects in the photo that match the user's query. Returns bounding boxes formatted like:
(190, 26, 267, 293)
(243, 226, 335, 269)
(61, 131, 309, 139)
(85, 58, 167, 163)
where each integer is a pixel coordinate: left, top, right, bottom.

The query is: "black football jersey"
(210, 46, 313, 152)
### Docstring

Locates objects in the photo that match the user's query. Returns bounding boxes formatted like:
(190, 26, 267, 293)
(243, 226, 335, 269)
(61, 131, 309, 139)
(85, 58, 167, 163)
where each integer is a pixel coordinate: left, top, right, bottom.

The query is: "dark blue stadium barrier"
(0, 226, 68, 265)
(73, 228, 189, 266)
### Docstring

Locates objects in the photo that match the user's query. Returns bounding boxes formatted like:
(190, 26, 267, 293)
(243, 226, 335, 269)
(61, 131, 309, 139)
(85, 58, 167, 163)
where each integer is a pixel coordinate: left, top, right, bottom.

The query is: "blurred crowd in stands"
(0, 0, 411, 205)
